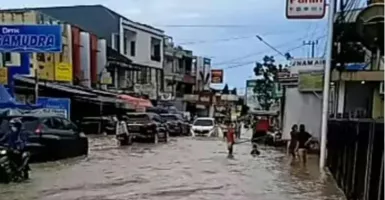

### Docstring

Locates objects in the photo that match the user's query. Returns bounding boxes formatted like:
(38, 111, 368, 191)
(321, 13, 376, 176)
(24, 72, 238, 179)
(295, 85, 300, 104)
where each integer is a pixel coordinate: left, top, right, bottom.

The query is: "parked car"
(0, 114, 88, 162)
(191, 117, 217, 137)
(77, 116, 116, 135)
(126, 113, 168, 143)
(160, 114, 190, 136)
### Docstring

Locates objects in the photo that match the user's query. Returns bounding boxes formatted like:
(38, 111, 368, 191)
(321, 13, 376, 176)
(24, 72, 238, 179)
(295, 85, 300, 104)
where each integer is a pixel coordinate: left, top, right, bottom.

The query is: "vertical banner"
(0, 68, 8, 85)
(210, 69, 224, 84)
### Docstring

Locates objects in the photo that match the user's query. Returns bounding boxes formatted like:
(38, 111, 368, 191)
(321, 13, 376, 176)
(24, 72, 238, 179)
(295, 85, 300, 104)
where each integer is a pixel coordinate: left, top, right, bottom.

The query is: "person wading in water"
(297, 124, 312, 165)
(287, 124, 299, 163)
(226, 122, 236, 157)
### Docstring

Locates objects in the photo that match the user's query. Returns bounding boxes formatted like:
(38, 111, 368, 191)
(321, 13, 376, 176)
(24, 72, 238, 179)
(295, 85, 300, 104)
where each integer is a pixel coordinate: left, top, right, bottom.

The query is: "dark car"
(78, 116, 116, 135)
(0, 115, 88, 162)
(126, 113, 168, 143)
(160, 114, 190, 136)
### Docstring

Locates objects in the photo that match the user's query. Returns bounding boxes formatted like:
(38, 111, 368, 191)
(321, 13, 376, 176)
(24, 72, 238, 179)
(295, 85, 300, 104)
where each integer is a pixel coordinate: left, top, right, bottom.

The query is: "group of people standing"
(287, 124, 312, 165)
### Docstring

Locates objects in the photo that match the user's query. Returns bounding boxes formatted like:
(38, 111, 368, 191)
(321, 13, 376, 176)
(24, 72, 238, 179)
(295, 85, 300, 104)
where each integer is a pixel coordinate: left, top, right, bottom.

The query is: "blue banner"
(0, 25, 62, 52)
(36, 97, 71, 119)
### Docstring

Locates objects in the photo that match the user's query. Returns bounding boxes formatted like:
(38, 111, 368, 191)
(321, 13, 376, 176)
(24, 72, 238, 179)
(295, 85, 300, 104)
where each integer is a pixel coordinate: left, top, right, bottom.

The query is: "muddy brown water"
(0, 135, 345, 200)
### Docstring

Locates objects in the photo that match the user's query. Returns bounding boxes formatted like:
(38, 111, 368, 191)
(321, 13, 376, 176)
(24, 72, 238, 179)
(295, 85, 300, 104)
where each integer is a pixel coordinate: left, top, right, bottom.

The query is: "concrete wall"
(282, 86, 322, 140)
(119, 18, 164, 69)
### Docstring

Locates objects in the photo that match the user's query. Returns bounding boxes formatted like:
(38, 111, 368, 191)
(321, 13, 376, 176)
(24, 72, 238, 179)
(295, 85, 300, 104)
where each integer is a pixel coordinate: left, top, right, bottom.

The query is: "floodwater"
(0, 133, 345, 200)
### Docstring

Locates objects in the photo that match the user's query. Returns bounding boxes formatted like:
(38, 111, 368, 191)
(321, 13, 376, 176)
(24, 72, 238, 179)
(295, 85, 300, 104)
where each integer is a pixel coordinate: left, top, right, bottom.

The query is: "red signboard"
(286, 0, 326, 19)
(211, 69, 224, 84)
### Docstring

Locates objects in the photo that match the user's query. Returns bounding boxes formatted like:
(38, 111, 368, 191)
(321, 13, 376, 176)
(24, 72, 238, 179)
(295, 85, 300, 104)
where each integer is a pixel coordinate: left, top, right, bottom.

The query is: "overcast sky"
(4, 0, 328, 92)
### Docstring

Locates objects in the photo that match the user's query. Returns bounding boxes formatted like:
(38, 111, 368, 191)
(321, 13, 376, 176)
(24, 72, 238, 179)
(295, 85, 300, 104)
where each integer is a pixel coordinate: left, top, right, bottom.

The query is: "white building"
(32, 5, 165, 100)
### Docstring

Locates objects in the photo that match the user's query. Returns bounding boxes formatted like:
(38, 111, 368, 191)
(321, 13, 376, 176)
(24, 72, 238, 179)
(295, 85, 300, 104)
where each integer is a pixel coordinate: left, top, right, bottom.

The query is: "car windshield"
(193, 119, 214, 126)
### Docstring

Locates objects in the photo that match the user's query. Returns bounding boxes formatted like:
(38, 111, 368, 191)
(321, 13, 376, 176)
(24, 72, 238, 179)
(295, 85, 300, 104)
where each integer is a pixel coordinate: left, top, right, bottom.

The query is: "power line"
(157, 24, 262, 28)
(178, 35, 254, 45)
(213, 34, 326, 66)
(176, 29, 307, 45)
(223, 43, 309, 70)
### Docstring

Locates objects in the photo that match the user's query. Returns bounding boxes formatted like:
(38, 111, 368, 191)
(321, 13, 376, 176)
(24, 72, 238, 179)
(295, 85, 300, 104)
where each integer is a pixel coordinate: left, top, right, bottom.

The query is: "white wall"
(282, 87, 322, 141)
(80, 32, 91, 88)
(119, 17, 164, 69)
(97, 39, 107, 76)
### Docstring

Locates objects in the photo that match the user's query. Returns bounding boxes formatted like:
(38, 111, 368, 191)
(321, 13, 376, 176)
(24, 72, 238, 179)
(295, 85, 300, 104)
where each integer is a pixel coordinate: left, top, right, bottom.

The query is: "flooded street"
(0, 134, 345, 200)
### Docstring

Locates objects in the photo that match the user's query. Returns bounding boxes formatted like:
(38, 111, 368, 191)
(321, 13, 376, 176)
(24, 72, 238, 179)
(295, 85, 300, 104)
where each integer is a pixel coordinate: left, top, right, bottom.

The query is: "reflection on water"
(0, 135, 345, 200)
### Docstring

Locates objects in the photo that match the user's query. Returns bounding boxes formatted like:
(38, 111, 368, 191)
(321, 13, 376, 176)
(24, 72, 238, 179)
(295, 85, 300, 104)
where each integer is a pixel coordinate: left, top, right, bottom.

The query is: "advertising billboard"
(298, 70, 324, 92)
(286, 0, 326, 19)
(245, 80, 261, 112)
(211, 69, 223, 84)
(0, 25, 62, 52)
(36, 97, 71, 119)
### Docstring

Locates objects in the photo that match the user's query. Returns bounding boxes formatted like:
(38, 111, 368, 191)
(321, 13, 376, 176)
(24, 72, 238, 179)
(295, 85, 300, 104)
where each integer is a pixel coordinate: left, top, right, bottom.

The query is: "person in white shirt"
(115, 115, 131, 145)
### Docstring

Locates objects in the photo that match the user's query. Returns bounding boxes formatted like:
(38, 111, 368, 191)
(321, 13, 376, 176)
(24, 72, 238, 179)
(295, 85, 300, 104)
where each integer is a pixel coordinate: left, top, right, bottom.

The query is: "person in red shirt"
(226, 122, 236, 156)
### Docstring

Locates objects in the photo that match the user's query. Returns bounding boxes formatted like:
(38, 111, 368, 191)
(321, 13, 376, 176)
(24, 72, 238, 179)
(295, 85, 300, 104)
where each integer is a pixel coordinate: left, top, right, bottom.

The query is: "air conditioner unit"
(380, 82, 384, 95)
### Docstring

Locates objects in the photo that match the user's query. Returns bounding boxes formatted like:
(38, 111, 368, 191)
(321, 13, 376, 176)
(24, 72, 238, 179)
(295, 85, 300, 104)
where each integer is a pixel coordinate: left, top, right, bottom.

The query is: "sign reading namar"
(0, 25, 62, 52)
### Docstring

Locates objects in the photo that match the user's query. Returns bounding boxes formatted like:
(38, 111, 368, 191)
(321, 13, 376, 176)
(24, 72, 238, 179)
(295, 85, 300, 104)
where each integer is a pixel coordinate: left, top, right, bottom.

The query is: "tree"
(231, 88, 237, 95)
(253, 55, 279, 110)
(222, 84, 229, 94)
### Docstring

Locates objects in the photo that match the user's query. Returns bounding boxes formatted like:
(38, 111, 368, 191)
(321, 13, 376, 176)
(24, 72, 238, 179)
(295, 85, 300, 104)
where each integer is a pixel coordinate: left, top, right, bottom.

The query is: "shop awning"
(118, 95, 153, 108)
(14, 76, 96, 97)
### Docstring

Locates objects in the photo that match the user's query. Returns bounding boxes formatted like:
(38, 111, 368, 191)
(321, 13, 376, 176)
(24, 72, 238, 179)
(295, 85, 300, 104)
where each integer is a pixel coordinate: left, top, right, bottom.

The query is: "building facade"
(33, 5, 164, 100)
(161, 36, 195, 110)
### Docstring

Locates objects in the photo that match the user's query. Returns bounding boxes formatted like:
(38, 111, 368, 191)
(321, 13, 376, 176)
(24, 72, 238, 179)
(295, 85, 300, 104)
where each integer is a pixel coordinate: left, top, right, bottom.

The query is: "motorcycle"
(0, 146, 30, 183)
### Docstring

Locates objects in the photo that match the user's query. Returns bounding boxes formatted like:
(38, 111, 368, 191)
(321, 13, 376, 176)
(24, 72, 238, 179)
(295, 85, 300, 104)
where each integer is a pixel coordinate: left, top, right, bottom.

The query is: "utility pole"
(303, 40, 319, 58)
(319, 0, 336, 169)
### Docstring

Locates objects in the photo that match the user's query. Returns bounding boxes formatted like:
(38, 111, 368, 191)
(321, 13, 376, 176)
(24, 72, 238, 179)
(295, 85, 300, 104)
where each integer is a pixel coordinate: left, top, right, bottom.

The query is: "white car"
(191, 117, 216, 137)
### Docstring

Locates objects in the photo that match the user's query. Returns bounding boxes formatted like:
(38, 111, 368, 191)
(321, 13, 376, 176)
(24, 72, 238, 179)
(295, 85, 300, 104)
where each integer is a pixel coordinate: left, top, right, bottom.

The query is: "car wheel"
(153, 133, 159, 144)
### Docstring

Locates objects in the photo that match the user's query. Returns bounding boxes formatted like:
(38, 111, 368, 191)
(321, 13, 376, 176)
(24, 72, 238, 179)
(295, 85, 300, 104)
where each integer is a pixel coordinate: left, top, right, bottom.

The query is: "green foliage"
(252, 55, 279, 110)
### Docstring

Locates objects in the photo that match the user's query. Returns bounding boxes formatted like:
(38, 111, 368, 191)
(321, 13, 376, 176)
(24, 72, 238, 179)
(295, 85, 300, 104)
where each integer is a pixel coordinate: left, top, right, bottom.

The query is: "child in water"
(250, 143, 260, 157)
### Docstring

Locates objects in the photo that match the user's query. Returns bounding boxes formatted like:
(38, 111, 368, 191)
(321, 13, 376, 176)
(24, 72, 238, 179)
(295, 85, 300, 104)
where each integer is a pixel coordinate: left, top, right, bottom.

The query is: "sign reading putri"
(286, 0, 326, 19)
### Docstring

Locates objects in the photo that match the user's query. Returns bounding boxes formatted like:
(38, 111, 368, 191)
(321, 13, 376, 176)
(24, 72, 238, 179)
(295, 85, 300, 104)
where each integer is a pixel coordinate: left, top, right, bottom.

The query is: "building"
(0, 10, 73, 101)
(278, 58, 324, 141)
(29, 5, 165, 100)
(194, 56, 211, 91)
(161, 36, 195, 110)
(330, 6, 384, 119)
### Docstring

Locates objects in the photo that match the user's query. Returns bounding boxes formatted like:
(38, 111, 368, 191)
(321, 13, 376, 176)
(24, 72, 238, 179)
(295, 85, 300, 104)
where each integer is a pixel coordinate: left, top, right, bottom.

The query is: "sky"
(3, 0, 328, 92)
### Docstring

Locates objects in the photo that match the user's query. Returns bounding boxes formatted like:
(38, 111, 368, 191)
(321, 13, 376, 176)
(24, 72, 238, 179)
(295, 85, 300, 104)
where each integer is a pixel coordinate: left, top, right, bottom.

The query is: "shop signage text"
(286, 0, 326, 19)
(291, 58, 325, 67)
(55, 63, 73, 82)
(0, 25, 62, 52)
(37, 97, 71, 119)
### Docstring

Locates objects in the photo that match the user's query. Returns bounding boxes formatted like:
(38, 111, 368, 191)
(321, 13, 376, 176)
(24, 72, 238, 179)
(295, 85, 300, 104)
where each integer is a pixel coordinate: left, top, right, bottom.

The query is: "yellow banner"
(101, 77, 112, 85)
(38, 61, 54, 81)
(55, 62, 73, 82)
(0, 68, 8, 85)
